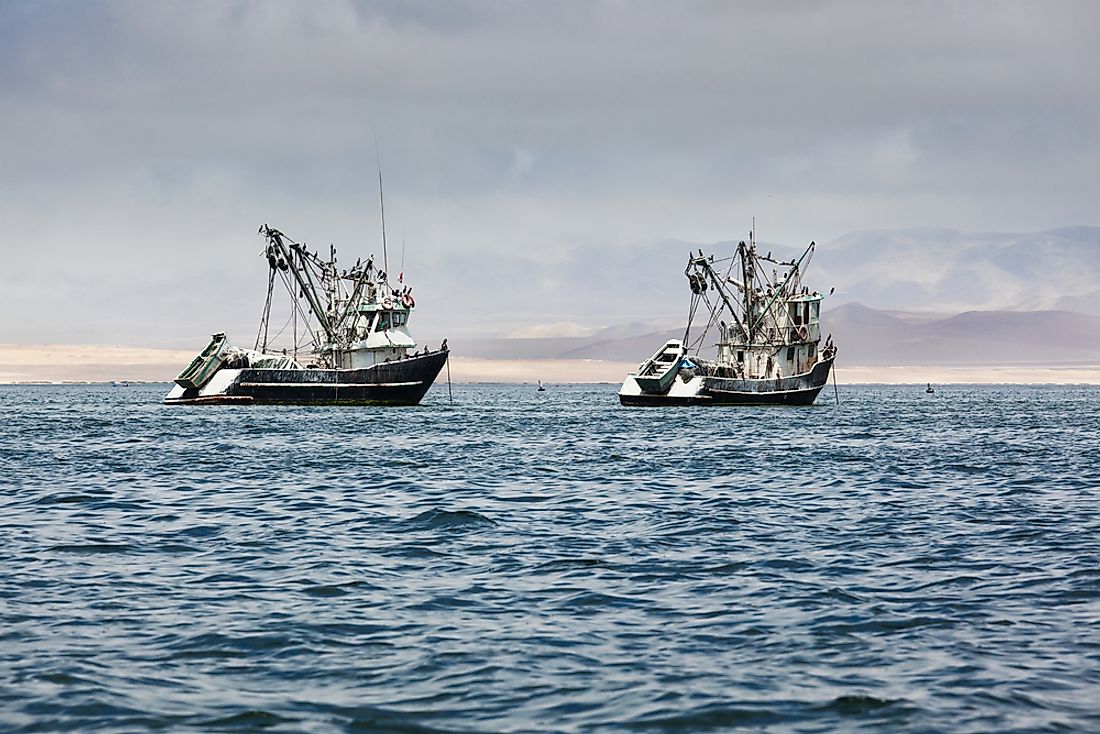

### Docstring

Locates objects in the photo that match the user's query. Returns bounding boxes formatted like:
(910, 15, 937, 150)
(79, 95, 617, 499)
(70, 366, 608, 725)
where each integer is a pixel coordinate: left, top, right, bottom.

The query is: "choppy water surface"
(2, 382, 1099, 733)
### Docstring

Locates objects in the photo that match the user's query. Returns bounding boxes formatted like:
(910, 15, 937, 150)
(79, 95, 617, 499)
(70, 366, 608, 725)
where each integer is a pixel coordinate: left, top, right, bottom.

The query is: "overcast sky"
(2, 0, 1099, 346)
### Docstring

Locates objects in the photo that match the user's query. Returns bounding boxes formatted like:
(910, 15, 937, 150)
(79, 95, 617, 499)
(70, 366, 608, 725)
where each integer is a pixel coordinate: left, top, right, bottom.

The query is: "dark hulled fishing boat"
(165, 225, 448, 406)
(619, 226, 837, 406)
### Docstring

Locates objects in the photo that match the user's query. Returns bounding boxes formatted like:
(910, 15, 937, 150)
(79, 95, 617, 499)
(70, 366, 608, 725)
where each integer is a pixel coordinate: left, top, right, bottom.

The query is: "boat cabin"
(717, 290, 824, 380)
(328, 290, 418, 369)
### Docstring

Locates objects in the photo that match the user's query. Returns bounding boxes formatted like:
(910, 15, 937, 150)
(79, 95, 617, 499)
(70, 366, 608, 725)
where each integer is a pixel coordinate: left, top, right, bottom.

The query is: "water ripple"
(2, 382, 1099, 732)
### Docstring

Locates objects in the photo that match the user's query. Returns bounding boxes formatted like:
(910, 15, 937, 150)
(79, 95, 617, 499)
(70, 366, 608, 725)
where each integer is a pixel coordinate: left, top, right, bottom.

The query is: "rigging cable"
(692, 292, 724, 354)
(683, 292, 702, 345)
(255, 266, 276, 352)
(267, 308, 296, 345)
(275, 269, 321, 351)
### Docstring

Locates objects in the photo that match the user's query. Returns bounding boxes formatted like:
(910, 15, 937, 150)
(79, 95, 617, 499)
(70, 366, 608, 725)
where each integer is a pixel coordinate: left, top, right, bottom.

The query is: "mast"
(327, 243, 339, 331)
(375, 138, 390, 279)
(738, 237, 755, 343)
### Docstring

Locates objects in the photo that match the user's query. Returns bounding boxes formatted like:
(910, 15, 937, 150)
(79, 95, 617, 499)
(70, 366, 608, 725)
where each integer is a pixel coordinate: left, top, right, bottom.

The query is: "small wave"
(402, 509, 497, 529)
(814, 614, 953, 635)
(818, 694, 907, 716)
(296, 579, 377, 598)
(300, 584, 353, 598)
(178, 524, 223, 538)
(33, 492, 103, 505)
(34, 671, 93, 686)
(624, 703, 782, 731)
(626, 696, 908, 731)
(198, 708, 291, 729)
(194, 572, 254, 585)
(153, 542, 200, 554)
(385, 544, 451, 558)
(554, 590, 641, 610)
(48, 542, 135, 554)
(314, 703, 465, 733)
(169, 631, 299, 657)
(535, 557, 603, 570)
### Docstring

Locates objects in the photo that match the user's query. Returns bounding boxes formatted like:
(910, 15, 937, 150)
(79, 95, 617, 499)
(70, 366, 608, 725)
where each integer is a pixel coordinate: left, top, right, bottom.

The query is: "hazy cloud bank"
(3, 1, 1099, 346)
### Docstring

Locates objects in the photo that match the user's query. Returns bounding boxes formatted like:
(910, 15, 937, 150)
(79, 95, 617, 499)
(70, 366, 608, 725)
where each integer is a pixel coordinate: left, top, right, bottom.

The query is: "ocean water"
(1, 382, 1099, 733)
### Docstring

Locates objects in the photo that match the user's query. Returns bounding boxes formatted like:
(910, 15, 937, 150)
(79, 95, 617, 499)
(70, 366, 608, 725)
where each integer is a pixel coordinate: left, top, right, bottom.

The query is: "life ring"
(402, 293, 415, 308)
(382, 297, 394, 309)
(796, 326, 808, 341)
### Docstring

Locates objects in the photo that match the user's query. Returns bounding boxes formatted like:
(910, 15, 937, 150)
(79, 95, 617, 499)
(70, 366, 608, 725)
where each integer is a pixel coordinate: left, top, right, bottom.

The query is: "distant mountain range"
(812, 226, 1100, 315)
(453, 304, 1100, 367)
(418, 226, 1100, 344)
(819, 304, 1100, 365)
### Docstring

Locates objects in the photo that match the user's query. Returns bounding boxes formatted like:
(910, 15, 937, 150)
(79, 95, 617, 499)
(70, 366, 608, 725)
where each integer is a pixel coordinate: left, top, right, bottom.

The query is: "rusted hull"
(619, 356, 834, 407)
(701, 357, 833, 405)
(165, 349, 448, 406)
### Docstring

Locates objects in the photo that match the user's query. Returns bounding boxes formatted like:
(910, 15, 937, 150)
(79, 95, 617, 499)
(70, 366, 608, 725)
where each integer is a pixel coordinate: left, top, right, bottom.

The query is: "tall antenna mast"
(379, 169, 389, 277)
(375, 138, 389, 277)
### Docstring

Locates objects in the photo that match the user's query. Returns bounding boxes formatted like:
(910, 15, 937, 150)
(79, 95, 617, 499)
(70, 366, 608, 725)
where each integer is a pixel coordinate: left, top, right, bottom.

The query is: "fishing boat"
(164, 224, 448, 406)
(619, 226, 837, 406)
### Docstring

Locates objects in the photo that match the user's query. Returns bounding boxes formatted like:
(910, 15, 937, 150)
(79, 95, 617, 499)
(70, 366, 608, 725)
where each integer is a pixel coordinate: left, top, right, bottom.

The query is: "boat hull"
(165, 349, 449, 406)
(619, 356, 834, 407)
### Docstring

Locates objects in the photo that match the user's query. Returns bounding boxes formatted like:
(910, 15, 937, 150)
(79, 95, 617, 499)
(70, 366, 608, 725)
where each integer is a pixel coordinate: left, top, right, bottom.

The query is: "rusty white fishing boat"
(165, 224, 448, 406)
(619, 226, 837, 406)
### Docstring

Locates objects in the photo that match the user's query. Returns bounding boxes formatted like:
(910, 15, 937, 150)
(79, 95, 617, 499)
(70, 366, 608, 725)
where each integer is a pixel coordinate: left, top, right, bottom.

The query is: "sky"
(2, 0, 1099, 347)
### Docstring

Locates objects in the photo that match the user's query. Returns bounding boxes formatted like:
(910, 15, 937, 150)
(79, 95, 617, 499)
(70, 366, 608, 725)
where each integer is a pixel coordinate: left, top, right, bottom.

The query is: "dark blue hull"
(166, 349, 448, 406)
(620, 356, 834, 407)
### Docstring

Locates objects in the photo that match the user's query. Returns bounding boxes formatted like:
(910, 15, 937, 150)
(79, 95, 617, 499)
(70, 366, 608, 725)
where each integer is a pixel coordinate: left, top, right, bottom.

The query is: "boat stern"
(618, 370, 708, 406)
(164, 368, 248, 404)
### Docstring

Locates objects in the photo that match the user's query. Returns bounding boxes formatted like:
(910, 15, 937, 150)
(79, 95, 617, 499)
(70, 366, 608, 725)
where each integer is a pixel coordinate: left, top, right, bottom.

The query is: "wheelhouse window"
(790, 303, 802, 325)
(374, 311, 408, 331)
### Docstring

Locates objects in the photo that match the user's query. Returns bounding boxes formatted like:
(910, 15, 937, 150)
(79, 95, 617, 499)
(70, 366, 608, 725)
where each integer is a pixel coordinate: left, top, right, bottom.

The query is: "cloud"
(2, 1, 1099, 345)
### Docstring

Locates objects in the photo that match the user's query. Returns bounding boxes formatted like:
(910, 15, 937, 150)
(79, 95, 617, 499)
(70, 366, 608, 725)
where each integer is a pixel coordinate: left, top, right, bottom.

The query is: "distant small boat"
(111, 381, 129, 388)
(633, 339, 687, 394)
(537, 380, 546, 392)
(926, 383, 935, 394)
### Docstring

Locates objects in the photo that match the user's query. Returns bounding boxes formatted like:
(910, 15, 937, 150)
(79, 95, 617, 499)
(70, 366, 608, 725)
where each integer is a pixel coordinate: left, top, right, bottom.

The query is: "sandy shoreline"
(2, 344, 1099, 385)
(834, 364, 1100, 385)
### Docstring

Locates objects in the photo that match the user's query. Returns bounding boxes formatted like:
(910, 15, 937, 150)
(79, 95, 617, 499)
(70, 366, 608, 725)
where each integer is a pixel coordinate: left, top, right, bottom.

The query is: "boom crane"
(260, 225, 333, 342)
